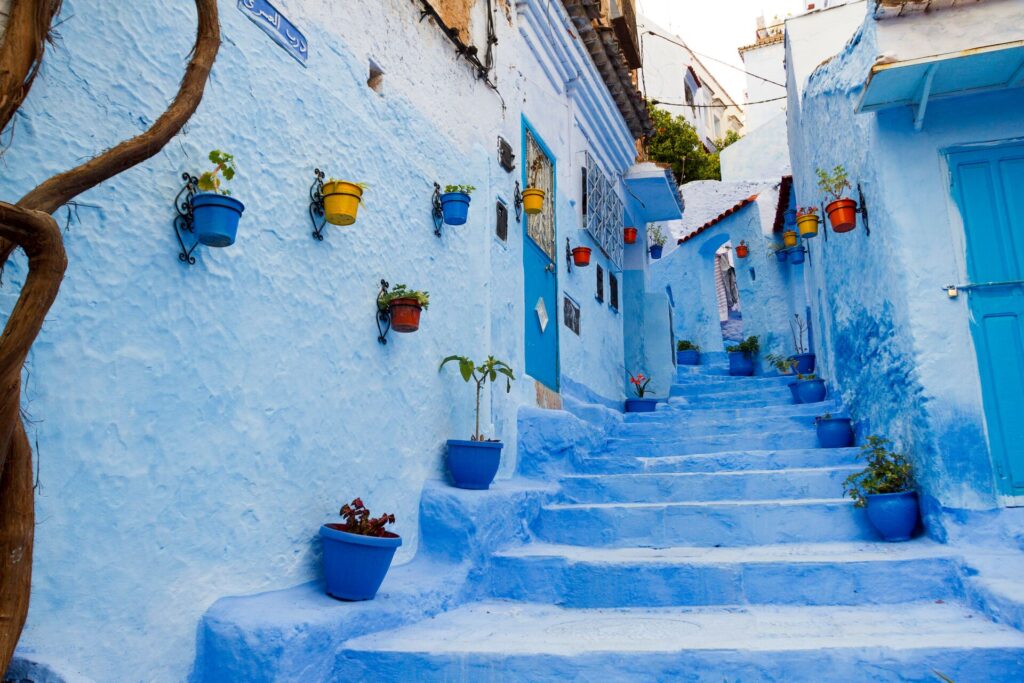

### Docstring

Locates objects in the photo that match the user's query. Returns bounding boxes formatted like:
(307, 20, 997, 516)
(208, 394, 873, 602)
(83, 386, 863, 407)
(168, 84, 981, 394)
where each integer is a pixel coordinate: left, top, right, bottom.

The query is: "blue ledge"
(624, 162, 684, 222)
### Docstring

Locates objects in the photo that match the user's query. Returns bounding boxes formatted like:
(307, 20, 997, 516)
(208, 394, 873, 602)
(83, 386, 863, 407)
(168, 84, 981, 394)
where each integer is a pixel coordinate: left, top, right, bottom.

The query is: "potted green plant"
(626, 372, 658, 412)
(319, 498, 400, 601)
(379, 284, 429, 333)
(788, 314, 815, 374)
(816, 412, 854, 448)
(791, 372, 827, 404)
(816, 165, 857, 233)
(192, 150, 245, 247)
(676, 340, 700, 366)
(649, 225, 667, 259)
(726, 336, 759, 376)
(439, 355, 515, 490)
(843, 436, 918, 541)
(440, 184, 475, 225)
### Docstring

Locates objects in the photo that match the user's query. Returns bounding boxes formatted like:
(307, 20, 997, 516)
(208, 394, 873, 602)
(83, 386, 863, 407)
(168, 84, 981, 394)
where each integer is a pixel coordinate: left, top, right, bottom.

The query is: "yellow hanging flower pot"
(322, 180, 365, 226)
(796, 208, 820, 238)
(783, 230, 798, 248)
(522, 188, 545, 215)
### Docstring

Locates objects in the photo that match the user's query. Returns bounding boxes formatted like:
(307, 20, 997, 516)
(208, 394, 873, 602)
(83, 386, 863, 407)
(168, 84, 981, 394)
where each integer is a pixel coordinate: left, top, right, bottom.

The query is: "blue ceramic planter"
(192, 193, 244, 247)
(795, 378, 827, 403)
(817, 417, 853, 448)
(676, 349, 700, 366)
(788, 381, 802, 404)
(728, 352, 755, 376)
(319, 525, 401, 601)
(775, 250, 788, 263)
(446, 439, 502, 490)
(625, 398, 659, 413)
(439, 192, 471, 226)
(784, 208, 797, 226)
(789, 248, 806, 264)
(865, 491, 919, 542)
(649, 245, 663, 260)
(790, 353, 816, 374)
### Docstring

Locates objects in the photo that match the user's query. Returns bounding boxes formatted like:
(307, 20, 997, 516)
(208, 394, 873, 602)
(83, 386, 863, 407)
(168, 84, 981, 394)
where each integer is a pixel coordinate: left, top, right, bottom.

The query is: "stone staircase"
(197, 362, 1024, 681)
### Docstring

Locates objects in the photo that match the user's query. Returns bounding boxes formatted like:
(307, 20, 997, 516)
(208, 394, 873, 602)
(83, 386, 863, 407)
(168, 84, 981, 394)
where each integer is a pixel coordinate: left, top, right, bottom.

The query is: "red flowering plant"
(330, 498, 398, 538)
(796, 206, 818, 218)
(629, 372, 652, 398)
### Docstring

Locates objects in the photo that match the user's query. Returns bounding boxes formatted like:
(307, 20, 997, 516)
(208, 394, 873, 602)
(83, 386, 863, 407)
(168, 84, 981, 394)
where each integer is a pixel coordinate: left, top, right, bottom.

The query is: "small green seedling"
(198, 150, 236, 195)
(816, 165, 851, 202)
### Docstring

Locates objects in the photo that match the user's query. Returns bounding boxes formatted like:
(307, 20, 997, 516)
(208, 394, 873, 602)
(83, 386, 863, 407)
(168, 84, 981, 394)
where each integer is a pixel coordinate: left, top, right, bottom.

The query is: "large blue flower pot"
(795, 378, 827, 403)
(446, 439, 502, 490)
(625, 398, 659, 413)
(865, 491, 919, 542)
(440, 192, 471, 226)
(677, 350, 700, 366)
(728, 352, 755, 376)
(649, 245, 663, 260)
(788, 381, 802, 404)
(789, 248, 806, 264)
(192, 193, 245, 247)
(319, 524, 401, 601)
(790, 353, 816, 374)
(817, 417, 853, 448)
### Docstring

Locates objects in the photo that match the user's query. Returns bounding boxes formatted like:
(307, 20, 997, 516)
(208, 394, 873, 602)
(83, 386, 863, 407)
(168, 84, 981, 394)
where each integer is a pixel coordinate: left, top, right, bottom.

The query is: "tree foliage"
(647, 106, 742, 185)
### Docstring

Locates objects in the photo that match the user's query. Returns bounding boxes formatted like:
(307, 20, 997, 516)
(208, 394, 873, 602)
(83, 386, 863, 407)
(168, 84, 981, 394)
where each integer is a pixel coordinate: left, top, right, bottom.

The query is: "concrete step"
(669, 377, 799, 398)
(487, 541, 961, 607)
(533, 497, 876, 547)
(613, 410, 827, 439)
(558, 466, 859, 503)
(577, 447, 863, 475)
(336, 601, 1024, 682)
(665, 393, 824, 410)
(621, 401, 840, 426)
(600, 430, 820, 457)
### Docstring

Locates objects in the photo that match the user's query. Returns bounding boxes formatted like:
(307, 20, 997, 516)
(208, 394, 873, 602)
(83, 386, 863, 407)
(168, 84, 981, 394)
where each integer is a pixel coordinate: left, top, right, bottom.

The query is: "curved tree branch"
(0, 0, 62, 135)
(19, 0, 220, 215)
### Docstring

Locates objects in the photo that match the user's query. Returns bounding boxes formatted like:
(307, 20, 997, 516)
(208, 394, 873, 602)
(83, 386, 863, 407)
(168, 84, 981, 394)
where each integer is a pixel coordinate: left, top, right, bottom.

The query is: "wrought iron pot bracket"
(309, 168, 327, 241)
(377, 279, 393, 345)
(513, 181, 524, 223)
(565, 237, 573, 274)
(432, 183, 444, 237)
(173, 173, 200, 265)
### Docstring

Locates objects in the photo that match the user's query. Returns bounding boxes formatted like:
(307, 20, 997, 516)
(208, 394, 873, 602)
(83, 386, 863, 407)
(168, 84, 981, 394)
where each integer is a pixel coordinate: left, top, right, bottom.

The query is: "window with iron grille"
(583, 152, 623, 269)
(596, 264, 604, 303)
(563, 296, 580, 335)
(609, 272, 619, 310)
(495, 200, 508, 241)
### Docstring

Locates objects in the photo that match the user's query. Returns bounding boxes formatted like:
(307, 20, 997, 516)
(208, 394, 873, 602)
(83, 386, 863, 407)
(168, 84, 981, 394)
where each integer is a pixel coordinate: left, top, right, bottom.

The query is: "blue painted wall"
(0, 1, 645, 678)
(787, 16, 1024, 514)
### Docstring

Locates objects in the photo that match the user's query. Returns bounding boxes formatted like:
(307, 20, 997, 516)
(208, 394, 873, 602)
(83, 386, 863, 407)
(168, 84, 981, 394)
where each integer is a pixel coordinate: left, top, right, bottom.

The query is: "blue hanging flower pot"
(775, 249, 788, 263)
(789, 247, 806, 264)
(649, 244, 664, 260)
(192, 193, 245, 247)
(440, 191, 471, 225)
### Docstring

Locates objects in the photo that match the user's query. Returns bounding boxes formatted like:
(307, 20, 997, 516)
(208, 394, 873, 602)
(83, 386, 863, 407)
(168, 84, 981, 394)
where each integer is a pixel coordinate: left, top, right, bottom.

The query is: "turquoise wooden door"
(949, 142, 1024, 499)
(522, 124, 559, 390)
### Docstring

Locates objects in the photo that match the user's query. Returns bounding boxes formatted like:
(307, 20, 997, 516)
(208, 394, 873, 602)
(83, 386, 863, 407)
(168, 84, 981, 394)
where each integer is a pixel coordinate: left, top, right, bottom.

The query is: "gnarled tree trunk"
(0, 1, 221, 673)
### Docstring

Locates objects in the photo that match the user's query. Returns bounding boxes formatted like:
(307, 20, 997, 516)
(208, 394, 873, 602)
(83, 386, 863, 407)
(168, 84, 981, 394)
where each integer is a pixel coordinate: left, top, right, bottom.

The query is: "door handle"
(944, 280, 1024, 298)
(545, 263, 555, 273)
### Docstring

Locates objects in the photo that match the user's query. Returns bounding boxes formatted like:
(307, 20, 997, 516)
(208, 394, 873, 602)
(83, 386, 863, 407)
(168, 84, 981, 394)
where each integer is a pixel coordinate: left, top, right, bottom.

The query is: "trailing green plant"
(726, 336, 760, 355)
(444, 184, 476, 195)
(440, 355, 515, 441)
(843, 436, 914, 508)
(649, 225, 667, 247)
(816, 165, 852, 202)
(198, 149, 236, 195)
(677, 340, 700, 352)
(765, 353, 797, 374)
(791, 314, 808, 355)
(336, 498, 397, 538)
(629, 372, 652, 398)
(379, 284, 430, 309)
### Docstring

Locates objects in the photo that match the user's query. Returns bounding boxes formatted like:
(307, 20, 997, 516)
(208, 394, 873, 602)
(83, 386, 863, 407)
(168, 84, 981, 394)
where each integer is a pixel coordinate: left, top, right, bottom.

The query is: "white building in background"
(637, 15, 745, 151)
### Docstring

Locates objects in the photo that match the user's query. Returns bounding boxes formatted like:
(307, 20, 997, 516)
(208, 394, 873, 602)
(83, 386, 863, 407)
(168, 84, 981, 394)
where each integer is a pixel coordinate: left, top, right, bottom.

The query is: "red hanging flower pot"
(735, 241, 749, 259)
(572, 246, 592, 267)
(623, 227, 638, 244)
(388, 298, 423, 333)
(826, 198, 858, 233)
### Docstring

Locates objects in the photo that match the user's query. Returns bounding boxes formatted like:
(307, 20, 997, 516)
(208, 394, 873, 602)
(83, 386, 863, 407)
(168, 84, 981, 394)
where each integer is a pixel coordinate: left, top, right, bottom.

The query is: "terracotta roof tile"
(677, 194, 759, 244)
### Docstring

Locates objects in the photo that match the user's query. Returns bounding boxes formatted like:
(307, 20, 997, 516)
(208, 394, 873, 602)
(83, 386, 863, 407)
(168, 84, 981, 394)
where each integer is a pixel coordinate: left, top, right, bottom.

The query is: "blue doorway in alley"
(522, 120, 559, 390)
(949, 141, 1024, 501)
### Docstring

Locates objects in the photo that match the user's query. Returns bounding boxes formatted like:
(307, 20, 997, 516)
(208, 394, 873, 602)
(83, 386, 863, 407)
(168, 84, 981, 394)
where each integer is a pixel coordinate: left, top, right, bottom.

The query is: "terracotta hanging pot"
(826, 198, 858, 233)
(624, 227, 638, 244)
(572, 246, 592, 267)
(735, 241, 749, 259)
(388, 298, 423, 333)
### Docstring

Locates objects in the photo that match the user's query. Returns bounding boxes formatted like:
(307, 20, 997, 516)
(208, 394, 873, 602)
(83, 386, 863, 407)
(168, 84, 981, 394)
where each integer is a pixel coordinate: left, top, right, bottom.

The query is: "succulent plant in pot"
(726, 335, 759, 376)
(193, 150, 245, 247)
(379, 284, 429, 333)
(320, 498, 400, 601)
(676, 340, 700, 366)
(439, 355, 516, 490)
(625, 372, 658, 412)
(843, 436, 919, 541)
(817, 165, 857, 233)
(440, 184, 475, 225)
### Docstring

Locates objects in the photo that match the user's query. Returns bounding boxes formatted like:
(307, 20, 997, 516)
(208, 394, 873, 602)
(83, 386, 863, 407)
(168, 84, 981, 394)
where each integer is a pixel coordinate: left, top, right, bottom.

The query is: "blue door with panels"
(522, 122, 559, 390)
(949, 142, 1024, 500)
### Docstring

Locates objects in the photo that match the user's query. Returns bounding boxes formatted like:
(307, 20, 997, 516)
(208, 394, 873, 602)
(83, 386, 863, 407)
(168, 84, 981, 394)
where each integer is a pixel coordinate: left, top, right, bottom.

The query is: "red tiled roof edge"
(677, 194, 760, 244)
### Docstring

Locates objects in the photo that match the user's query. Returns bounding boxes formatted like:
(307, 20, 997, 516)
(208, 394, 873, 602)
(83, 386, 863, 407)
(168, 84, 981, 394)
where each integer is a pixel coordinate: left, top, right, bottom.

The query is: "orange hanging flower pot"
(735, 241, 749, 259)
(572, 246, 592, 267)
(388, 298, 423, 333)
(624, 227, 638, 244)
(826, 198, 858, 233)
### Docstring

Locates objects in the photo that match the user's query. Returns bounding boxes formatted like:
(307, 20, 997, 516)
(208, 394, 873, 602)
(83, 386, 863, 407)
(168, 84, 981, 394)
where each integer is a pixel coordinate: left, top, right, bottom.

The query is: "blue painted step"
(578, 447, 863, 475)
(336, 601, 1024, 683)
(487, 541, 962, 607)
(600, 430, 821, 457)
(534, 498, 876, 546)
(621, 400, 841, 425)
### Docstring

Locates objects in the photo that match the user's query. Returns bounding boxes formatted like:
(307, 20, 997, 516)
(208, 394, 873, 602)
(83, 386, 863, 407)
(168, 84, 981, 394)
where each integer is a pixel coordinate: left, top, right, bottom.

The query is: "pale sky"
(636, 0, 807, 103)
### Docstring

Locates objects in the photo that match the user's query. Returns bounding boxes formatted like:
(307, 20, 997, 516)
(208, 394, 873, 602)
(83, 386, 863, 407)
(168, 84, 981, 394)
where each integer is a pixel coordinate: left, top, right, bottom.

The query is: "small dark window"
(596, 264, 604, 303)
(609, 273, 619, 310)
(496, 201, 508, 241)
(581, 167, 588, 218)
(498, 137, 515, 173)
(563, 296, 581, 335)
